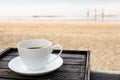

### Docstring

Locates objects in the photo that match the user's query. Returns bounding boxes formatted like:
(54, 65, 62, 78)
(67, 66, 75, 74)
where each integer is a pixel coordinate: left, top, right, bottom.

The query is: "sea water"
(0, 10, 119, 22)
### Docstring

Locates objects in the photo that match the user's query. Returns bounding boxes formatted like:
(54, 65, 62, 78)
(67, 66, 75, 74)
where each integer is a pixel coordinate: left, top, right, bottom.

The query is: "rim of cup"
(17, 39, 52, 50)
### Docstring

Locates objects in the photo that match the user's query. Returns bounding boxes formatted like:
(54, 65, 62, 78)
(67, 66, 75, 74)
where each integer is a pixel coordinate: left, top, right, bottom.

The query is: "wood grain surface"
(0, 48, 90, 80)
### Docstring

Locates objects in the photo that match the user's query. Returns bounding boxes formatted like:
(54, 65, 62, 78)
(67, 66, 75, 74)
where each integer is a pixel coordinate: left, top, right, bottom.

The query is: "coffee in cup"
(17, 39, 62, 70)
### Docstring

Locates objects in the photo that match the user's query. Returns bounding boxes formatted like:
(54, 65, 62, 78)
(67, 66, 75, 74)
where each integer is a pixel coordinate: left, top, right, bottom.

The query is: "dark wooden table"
(0, 48, 90, 80)
(90, 71, 120, 80)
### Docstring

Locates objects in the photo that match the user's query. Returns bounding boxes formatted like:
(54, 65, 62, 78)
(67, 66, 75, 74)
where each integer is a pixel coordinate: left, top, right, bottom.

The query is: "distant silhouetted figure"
(87, 10, 89, 18)
(94, 9, 97, 19)
(101, 9, 105, 20)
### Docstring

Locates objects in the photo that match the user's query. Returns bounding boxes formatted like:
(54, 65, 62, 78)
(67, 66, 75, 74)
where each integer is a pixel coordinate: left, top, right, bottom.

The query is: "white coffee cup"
(17, 39, 62, 70)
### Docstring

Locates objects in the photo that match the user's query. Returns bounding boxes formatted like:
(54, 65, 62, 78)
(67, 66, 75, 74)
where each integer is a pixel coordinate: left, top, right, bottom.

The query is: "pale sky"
(0, 0, 119, 16)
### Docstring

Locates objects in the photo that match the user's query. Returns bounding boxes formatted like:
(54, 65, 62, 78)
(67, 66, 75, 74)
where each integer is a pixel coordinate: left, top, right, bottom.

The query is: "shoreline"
(0, 21, 120, 24)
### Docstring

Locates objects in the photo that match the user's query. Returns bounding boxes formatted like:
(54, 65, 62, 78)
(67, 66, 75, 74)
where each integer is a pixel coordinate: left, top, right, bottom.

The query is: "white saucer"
(8, 54, 63, 76)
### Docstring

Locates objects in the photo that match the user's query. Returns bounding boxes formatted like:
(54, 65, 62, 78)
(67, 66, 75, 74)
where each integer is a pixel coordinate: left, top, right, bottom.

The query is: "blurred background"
(0, 0, 120, 72)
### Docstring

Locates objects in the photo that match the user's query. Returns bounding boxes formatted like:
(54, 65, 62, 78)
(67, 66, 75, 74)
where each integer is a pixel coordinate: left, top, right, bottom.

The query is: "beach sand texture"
(0, 22, 120, 71)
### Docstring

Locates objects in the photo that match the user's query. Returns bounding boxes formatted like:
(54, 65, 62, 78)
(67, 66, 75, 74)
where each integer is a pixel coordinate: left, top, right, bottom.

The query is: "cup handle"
(47, 45, 62, 64)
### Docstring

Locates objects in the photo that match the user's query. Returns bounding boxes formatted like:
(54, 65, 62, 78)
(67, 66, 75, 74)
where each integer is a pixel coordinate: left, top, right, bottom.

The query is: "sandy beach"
(0, 22, 120, 72)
